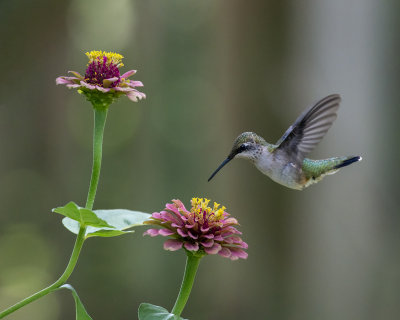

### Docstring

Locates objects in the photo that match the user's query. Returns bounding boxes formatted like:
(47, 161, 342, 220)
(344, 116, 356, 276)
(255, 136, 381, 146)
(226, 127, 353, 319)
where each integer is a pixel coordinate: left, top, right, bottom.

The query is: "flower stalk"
(171, 253, 202, 317)
(86, 107, 108, 210)
(0, 226, 86, 319)
(0, 105, 109, 319)
(143, 198, 247, 317)
(1, 50, 145, 318)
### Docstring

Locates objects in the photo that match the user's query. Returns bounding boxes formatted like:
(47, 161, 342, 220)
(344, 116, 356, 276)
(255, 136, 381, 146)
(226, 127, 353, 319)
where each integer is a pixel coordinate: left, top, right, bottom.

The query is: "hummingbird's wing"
(275, 94, 341, 162)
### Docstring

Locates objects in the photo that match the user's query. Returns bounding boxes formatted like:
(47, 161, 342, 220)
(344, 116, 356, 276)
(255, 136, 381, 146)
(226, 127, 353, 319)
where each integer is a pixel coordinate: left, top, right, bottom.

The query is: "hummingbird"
(208, 94, 361, 190)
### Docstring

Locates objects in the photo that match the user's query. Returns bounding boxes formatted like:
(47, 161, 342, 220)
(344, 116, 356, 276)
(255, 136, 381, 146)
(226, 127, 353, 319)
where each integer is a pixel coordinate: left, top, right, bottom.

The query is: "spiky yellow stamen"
(190, 197, 226, 222)
(85, 50, 124, 67)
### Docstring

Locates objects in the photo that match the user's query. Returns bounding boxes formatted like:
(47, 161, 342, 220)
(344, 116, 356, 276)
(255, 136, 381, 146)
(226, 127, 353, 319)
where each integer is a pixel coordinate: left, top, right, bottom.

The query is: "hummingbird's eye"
(239, 144, 248, 152)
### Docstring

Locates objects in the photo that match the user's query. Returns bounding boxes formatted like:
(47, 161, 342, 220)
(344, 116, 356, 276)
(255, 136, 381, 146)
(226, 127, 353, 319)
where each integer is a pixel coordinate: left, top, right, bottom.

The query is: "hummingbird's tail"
(302, 156, 362, 188)
(332, 156, 362, 169)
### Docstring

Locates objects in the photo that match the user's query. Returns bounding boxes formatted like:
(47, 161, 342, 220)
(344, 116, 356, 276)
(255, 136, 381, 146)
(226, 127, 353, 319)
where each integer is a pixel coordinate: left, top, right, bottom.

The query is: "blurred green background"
(0, 1, 399, 319)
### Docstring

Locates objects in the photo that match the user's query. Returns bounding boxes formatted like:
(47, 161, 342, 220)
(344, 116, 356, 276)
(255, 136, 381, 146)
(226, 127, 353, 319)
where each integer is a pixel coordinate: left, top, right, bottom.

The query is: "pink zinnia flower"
(144, 198, 248, 260)
(56, 51, 145, 104)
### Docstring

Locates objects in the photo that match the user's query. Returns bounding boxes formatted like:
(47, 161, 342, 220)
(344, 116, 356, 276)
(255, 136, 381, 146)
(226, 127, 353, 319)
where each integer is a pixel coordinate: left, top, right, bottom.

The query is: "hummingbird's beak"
(208, 156, 233, 182)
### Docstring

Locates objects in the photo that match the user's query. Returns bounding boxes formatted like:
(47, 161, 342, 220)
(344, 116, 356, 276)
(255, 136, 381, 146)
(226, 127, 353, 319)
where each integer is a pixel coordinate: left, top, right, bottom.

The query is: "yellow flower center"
(85, 50, 124, 67)
(190, 198, 226, 223)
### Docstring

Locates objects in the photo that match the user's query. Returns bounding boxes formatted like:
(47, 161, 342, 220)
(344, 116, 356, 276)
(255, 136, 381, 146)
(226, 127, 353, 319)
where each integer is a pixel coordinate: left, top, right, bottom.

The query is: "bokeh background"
(0, 1, 399, 319)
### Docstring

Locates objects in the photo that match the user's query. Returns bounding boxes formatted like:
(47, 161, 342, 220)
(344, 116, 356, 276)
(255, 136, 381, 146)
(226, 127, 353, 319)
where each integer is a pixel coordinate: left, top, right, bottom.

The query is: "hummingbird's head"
(208, 132, 266, 182)
(230, 132, 266, 160)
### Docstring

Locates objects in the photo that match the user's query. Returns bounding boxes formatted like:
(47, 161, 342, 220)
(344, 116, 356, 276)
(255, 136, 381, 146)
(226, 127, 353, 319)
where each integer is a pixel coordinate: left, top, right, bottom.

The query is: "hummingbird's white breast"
(253, 147, 304, 190)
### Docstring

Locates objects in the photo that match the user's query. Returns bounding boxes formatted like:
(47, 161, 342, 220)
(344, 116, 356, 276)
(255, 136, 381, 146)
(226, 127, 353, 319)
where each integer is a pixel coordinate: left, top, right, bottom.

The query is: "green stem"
(0, 107, 109, 318)
(86, 107, 108, 210)
(0, 226, 86, 319)
(171, 253, 202, 317)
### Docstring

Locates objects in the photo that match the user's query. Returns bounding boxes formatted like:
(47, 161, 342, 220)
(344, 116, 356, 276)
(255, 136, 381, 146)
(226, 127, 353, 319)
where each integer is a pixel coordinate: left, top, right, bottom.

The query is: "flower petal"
(172, 199, 187, 210)
(223, 217, 239, 226)
(127, 80, 144, 87)
(188, 230, 198, 239)
(218, 247, 231, 258)
(126, 90, 146, 102)
(160, 211, 182, 226)
(204, 243, 221, 255)
(177, 228, 188, 237)
(164, 239, 183, 251)
(103, 77, 119, 88)
(114, 87, 134, 92)
(200, 239, 214, 248)
(239, 241, 248, 249)
(56, 77, 73, 85)
(159, 229, 175, 236)
(66, 84, 81, 88)
(80, 81, 96, 90)
(143, 229, 160, 237)
(224, 237, 235, 244)
(68, 71, 84, 79)
(166, 203, 180, 215)
(96, 85, 109, 93)
(229, 248, 248, 260)
(126, 94, 138, 101)
(184, 242, 199, 251)
(120, 70, 136, 79)
(152, 212, 162, 220)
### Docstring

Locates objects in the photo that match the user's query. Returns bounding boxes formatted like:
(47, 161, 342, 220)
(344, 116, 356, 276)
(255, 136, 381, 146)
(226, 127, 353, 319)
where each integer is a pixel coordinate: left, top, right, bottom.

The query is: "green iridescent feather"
(302, 156, 355, 179)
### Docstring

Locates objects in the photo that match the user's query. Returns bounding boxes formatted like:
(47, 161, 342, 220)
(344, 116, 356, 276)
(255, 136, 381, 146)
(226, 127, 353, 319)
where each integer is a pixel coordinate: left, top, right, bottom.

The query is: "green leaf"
(53, 202, 82, 221)
(62, 209, 151, 238)
(138, 303, 187, 320)
(60, 284, 93, 320)
(53, 202, 113, 228)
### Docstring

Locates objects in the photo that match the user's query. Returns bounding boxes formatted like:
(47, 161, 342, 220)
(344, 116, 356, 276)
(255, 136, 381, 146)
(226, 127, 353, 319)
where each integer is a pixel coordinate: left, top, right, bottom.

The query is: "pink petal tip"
(164, 239, 183, 251)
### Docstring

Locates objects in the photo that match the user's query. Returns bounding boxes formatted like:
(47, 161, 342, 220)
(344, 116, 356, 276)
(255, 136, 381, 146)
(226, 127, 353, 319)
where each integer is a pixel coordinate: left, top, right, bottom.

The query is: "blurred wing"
(275, 94, 341, 162)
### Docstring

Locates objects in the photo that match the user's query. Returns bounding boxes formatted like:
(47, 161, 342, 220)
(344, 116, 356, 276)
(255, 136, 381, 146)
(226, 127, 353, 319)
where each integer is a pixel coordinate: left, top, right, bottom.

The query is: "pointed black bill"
(208, 157, 233, 182)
